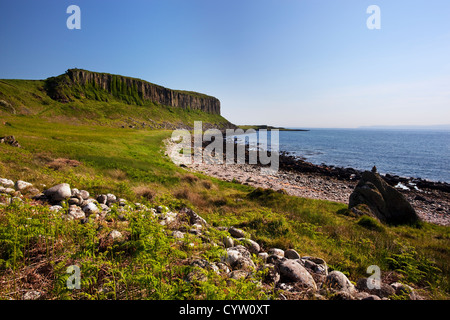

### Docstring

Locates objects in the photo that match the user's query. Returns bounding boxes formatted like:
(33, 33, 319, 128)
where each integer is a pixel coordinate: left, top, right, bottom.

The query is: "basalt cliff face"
(45, 69, 221, 115)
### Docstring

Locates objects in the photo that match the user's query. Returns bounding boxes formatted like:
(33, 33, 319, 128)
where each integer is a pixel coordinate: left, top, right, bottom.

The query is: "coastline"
(166, 139, 450, 226)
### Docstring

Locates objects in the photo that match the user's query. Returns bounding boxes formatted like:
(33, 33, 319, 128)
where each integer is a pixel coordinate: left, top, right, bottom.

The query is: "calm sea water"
(234, 129, 450, 183)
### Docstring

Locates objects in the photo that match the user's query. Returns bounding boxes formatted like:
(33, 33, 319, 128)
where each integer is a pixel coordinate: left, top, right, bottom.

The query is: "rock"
(159, 211, 178, 226)
(68, 197, 81, 205)
(23, 290, 42, 300)
(236, 238, 260, 254)
(262, 263, 280, 284)
(285, 249, 301, 259)
(179, 207, 208, 226)
(82, 202, 100, 215)
(222, 246, 256, 271)
(172, 230, 185, 239)
(67, 205, 86, 220)
(156, 205, 168, 213)
(186, 268, 208, 283)
(96, 194, 107, 205)
(191, 258, 209, 269)
(215, 262, 231, 274)
(356, 278, 395, 298)
(267, 254, 283, 264)
(44, 183, 72, 203)
(106, 193, 117, 206)
(228, 226, 246, 238)
(302, 256, 326, 265)
(302, 258, 328, 275)
(329, 291, 355, 300)
(349, 171, 420, 225)
(0, 178, 14, 188)
(14, 180, 33, 191)
(223, 236, 234, 248)
(108, 230, 123, 241)
(117, 198, 127, 206)
(268, 248, 285, 257)
(325, 271, 356, 294)
(258, 252, 269, 262)
(361, 294, 382, 300)
(2, 187, 15, 195)
(390, 282, 417, 299)
(0, 135, 21, 147)
(79, 190, 90, 200)
(49, 205, 63, 212)
(277, 259, 317, 291)
(228, 270, 248, 280)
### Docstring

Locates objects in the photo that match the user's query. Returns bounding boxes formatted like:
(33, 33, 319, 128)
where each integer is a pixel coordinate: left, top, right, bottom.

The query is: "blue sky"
(1, 0, 449, 128)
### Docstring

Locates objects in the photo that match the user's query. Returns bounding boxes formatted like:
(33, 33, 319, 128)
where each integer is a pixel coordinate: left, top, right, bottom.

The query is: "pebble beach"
(166, 139, 450, 226)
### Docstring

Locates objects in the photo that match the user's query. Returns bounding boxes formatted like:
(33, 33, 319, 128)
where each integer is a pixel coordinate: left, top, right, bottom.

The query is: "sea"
(232, 128, 450, 183)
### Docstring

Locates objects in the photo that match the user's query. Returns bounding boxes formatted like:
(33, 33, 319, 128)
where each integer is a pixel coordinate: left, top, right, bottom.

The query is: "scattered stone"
(2, 187, 15, 195)
(0, 135, 21, 147)
(67, 205, 86, 220)
(390, 282, 417, 299)
(228, 226, 246, 238)
(262, 263, 280, 284)
(44, 183, 72, 203)
(258, 252, 269, 262)
(172, 230, 185, 239)
(223, 236, 234, 248)
(285, 249, 301, 259)
(82, 202, 100, 215)
(228, 270, 248, 280)
(361, 294, 382, 300)
(277, 259, 317, 291)
(156, 205, 168, 213)
(23, 290, 42, 300)
(325, 271, 356, 294)
(79, 190, 90, 200)
(302, 258, 328, 275)
(186, 268, 208, 283)
(108, 230, 123, 241)
(222, 246, 256, 271)
(268, 248, 285, 257)
(106, 193, 117, 206)
(49, 205, 63, 212)
(68, 197, 81, 205)
(356, 278, 395, 298)
(236, 238, 260, 254)
(97, 194, 107, 205)
(14, 180, 33, 191)
(180, 207, 208, 226)
(0, 178, 14, 188)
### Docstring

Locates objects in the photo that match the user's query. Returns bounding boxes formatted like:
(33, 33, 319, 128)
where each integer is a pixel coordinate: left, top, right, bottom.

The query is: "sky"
(0, 0, 449, 128)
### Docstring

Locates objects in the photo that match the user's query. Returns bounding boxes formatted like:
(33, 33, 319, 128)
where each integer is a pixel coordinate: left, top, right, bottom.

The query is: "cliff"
(45, 69, 221, 115)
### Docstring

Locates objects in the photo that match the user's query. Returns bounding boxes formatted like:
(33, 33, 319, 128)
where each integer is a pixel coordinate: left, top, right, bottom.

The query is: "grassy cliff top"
(0, 70, 232, 130)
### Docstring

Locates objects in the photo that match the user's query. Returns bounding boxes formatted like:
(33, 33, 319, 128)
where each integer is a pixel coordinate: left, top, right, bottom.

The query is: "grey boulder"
(44, 183, 72, 202)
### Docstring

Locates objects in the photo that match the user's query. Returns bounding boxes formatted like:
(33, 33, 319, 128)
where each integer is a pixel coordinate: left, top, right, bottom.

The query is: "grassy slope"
(0, 79, 231, 128)
(0, 116, 449, 300)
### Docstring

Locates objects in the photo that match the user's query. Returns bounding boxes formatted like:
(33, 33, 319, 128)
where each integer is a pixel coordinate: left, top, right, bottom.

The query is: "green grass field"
(0, 115, 449, 300)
